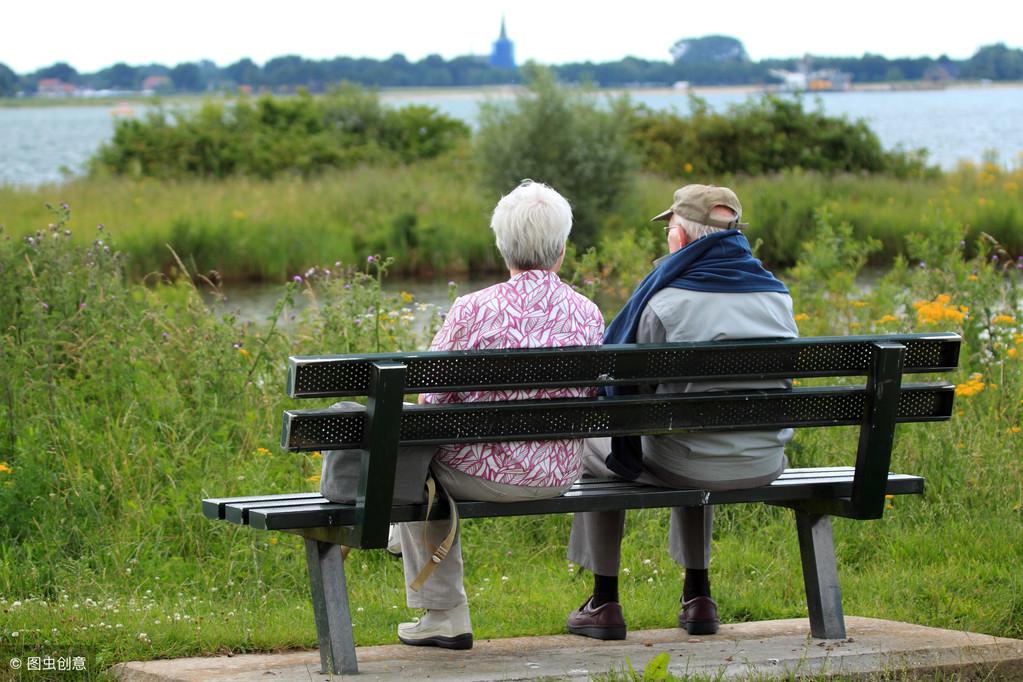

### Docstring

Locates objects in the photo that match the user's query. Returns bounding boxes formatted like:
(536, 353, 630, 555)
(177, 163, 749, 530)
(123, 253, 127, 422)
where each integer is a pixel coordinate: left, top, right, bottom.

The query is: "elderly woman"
(396, 180, 605, 649)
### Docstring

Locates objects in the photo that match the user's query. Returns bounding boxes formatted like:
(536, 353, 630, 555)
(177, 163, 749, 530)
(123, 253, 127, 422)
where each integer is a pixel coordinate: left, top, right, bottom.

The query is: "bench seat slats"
(202, 492, 323, 520)
(204, 468, 924, 531)
(282, 383, 954, 452)
(288, 333, 960, 397)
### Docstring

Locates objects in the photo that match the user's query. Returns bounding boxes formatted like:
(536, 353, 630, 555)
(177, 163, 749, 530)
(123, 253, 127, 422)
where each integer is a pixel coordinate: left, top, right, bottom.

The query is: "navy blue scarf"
(602, 229, 788, 480)
(604, 230, 787, 345)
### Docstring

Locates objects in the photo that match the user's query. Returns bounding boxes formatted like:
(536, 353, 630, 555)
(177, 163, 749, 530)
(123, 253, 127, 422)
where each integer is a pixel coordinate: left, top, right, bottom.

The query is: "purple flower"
(367, 255, 375, 263)
(437, 311, 446, 318)
(918, 261, 926, 269)
(41, 302, 48, 310)
(292, 275, 303, 283)
(344, 284, 350, 289)
(60, 202, 70, 210)
(79, 302, 87, 310)
(991, 254, 999, 261)
(162, 332, 169, 339)
(354, 318, 362, 326)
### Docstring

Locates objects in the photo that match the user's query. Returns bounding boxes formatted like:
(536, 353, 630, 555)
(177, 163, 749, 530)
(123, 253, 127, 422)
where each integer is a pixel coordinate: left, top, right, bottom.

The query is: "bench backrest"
(281, 333, 960, 547)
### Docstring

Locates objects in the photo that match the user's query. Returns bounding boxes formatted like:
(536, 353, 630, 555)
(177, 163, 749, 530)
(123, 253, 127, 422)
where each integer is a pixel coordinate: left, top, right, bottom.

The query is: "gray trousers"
(567, 438, 784, 576)
(399, 460, 571, 609)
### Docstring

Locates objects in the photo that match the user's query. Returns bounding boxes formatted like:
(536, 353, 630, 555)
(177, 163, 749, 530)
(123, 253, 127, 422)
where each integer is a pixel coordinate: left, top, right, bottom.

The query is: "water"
(3, 85, 1023, 187)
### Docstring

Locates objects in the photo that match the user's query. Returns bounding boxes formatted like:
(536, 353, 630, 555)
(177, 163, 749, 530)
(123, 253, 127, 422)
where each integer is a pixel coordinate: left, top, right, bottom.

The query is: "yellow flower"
(238, 348, 249, 357)
(794, 313, 810, 322)
(1015, 334, 1023, 345)
(1009, 348, 1019, 359)
(851, 300, 868, 308)
(1004, 181, 1019, 192)
(400, 291, 414, 304)
(255, 447, 271, 456)
(992, 315, 1016, 325)
(683, 162, 694, 173)
(306, 474, 321, 483)
(913, 294, 967, 325)
(270, 537, 278, 545)
(967, 275, 979, 282)
(0, 462, 11, 475)
(954, 373, 986, 397)
(875, 314, 898, 324)
(231, 209, 246, 220)
(1008, 427, 1021, 434)
(311, 451, 322, 459)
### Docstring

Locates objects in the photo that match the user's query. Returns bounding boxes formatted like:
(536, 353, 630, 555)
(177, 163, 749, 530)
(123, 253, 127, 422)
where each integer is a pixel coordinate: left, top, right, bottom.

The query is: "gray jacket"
(637, 287, 799, 485)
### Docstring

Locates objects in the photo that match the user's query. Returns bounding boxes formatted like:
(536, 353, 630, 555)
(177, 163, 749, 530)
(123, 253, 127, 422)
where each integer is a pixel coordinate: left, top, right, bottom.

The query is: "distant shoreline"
(2, 80, 1021, 109)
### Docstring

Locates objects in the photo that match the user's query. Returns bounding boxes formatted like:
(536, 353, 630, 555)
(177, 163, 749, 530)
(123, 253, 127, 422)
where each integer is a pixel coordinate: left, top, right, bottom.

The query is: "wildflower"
(306, 474, 321, 483)
(311, 451, 322, 459)
(1009, 349, 1019, 359)
(851, 301, 868, 308)
(41, 302, 49, 310)
(292, 275, 303, 283)
(683, 162, 694, 173)
(875, 315, 898, 324)
(913, 294, 967, 325)
(238, 348, 249, 357)
(967, 275, 979, 281)
(0, 462, 11, 475)
(954, 373, 986, 398)
(794, 313, 810, 322)
(400, 291, 414, 303)
(269, 537, 278, 545)
(1008, 427, 1021, 434)
(992, 315, 1016, 325)
(255, 447, 271, 456)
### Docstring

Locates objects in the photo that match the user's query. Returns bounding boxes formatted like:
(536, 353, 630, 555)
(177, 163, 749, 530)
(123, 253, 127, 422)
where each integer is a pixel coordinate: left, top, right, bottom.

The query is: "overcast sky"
(5, 0, 1020, 74)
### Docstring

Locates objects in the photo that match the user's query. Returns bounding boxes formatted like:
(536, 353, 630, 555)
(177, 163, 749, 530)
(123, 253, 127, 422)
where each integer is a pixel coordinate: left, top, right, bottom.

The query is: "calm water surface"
(3, 85, 1022, 187)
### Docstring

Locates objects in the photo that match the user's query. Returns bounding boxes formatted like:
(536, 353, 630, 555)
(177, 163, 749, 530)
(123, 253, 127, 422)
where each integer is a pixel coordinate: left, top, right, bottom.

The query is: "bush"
(89, 85, 470, 179)
(473, 65, 638, 247)
(628, 94, 937, 179)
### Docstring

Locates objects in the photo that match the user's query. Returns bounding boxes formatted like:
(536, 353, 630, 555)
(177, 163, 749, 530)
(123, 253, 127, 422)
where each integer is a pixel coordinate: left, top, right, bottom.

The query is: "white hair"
(490, 180, 572, 271)
(677, 206, 738, 243)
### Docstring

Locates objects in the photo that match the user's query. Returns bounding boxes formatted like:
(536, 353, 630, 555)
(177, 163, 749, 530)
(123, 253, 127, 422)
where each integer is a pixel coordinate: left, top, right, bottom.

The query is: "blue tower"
(489, 17, 516, 69)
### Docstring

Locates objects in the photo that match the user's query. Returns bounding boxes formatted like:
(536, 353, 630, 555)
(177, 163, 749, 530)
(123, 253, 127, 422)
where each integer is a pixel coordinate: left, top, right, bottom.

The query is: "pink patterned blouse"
(424, 270, 605, 487)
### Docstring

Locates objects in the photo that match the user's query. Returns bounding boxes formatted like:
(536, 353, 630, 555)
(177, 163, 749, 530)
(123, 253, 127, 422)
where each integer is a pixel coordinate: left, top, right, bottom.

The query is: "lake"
(2, 84, 1022, 187)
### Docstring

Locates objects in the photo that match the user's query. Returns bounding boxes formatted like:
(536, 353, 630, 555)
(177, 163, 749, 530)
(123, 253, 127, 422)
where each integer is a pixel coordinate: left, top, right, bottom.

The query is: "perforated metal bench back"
(287, 333, 960, 397)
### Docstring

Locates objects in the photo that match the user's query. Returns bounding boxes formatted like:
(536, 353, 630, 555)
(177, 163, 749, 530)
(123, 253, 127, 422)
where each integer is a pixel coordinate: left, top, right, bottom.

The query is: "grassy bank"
(2, 160, 1021, 283)
(0, 202, 1021, 677)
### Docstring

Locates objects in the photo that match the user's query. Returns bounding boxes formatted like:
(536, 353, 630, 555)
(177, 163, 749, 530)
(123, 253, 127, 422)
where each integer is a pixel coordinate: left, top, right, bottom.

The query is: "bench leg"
(794, 511, 846, 639)
(304, 539, 358, 674)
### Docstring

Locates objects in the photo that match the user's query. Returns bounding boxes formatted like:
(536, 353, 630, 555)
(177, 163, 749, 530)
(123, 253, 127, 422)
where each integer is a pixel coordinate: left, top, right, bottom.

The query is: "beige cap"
(651, 184, 748, 229)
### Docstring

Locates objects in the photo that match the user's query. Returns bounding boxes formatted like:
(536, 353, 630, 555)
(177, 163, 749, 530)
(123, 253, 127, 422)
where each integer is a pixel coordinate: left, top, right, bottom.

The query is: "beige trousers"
(399, 460, 570, 609)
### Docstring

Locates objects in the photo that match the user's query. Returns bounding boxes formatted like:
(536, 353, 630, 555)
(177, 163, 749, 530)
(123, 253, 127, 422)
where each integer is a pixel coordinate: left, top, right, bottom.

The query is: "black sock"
(683, 569, 710, 602)
(591, 573, 619, 607)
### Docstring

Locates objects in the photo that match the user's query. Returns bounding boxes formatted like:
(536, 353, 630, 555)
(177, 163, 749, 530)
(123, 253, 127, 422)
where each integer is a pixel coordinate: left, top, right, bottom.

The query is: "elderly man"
(565, 184, 798, 640)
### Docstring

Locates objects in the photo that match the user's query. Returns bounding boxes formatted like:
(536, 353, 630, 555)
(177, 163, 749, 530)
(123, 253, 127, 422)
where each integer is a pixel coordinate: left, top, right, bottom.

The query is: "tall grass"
(3, 161, 1021, 283)
(0, 200, 1021, 676)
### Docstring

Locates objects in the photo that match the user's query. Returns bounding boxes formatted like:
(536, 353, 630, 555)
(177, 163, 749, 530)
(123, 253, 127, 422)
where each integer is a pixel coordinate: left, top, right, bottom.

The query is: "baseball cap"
(650, 184, 748, 229)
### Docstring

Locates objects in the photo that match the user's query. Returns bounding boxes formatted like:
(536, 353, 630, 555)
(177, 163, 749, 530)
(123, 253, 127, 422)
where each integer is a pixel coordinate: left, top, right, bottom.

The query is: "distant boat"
(109, 102, 134, 117)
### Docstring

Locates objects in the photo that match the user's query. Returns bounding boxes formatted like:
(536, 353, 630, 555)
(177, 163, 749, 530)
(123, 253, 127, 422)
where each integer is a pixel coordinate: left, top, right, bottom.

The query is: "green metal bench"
(202, 332, 960, 675)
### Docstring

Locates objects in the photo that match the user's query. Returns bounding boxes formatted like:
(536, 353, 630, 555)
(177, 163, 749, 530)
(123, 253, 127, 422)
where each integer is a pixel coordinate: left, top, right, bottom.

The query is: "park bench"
(202, 332, 960, 675)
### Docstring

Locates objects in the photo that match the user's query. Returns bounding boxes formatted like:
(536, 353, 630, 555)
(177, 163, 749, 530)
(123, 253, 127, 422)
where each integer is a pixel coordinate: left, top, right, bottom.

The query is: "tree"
(224, 58, 261, 87)
(962, 43, 1023, 80)
(94, 62, 138, 90)
(32, 62, 79, 84)
(0, 62, 17, 96)
(670, 35, 749, 64)
(474, 65, 636, 247)
(169, 62, 204, 91)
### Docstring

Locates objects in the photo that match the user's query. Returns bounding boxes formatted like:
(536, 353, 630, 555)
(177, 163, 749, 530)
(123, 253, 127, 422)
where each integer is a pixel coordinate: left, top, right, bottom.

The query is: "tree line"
(2, 37, 1021, 98)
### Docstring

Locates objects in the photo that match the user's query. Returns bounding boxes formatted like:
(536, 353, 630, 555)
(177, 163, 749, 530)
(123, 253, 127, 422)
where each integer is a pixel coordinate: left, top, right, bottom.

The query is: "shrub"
(473, 65, 638, 247)
(628, 94, 937, 179)
(89, 85, 469, 179)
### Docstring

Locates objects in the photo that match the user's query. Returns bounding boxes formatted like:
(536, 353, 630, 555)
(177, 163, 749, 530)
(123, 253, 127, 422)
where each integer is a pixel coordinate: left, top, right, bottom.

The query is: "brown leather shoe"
(567, 596, 627, 640)
(679, 596, 719, 635)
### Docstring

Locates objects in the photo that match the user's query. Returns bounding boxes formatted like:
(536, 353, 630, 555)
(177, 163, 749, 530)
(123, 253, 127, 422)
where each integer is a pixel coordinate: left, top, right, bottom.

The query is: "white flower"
(622, 568, 631, 575)
(501, 576, 509, 582)
(11, 631, 19, 637)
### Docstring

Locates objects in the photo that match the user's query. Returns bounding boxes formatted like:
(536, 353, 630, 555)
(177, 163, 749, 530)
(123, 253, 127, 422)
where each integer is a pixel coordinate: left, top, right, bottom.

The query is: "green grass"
(0, 200, 1021, 680)
(2, 160, 1021, 283)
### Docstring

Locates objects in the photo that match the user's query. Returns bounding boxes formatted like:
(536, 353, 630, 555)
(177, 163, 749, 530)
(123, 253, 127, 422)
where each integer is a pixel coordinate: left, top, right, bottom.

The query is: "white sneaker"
(397, 603, 473, 649)
(386, 524, 402, 557)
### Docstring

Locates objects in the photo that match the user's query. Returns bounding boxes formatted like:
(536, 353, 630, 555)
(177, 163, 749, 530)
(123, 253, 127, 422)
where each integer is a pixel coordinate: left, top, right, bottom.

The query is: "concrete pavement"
(111, 616, 1023, 681)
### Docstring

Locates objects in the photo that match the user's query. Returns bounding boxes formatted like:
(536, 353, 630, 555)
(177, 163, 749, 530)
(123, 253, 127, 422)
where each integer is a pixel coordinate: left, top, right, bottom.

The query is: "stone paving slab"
(111, 617, 1023, 681)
